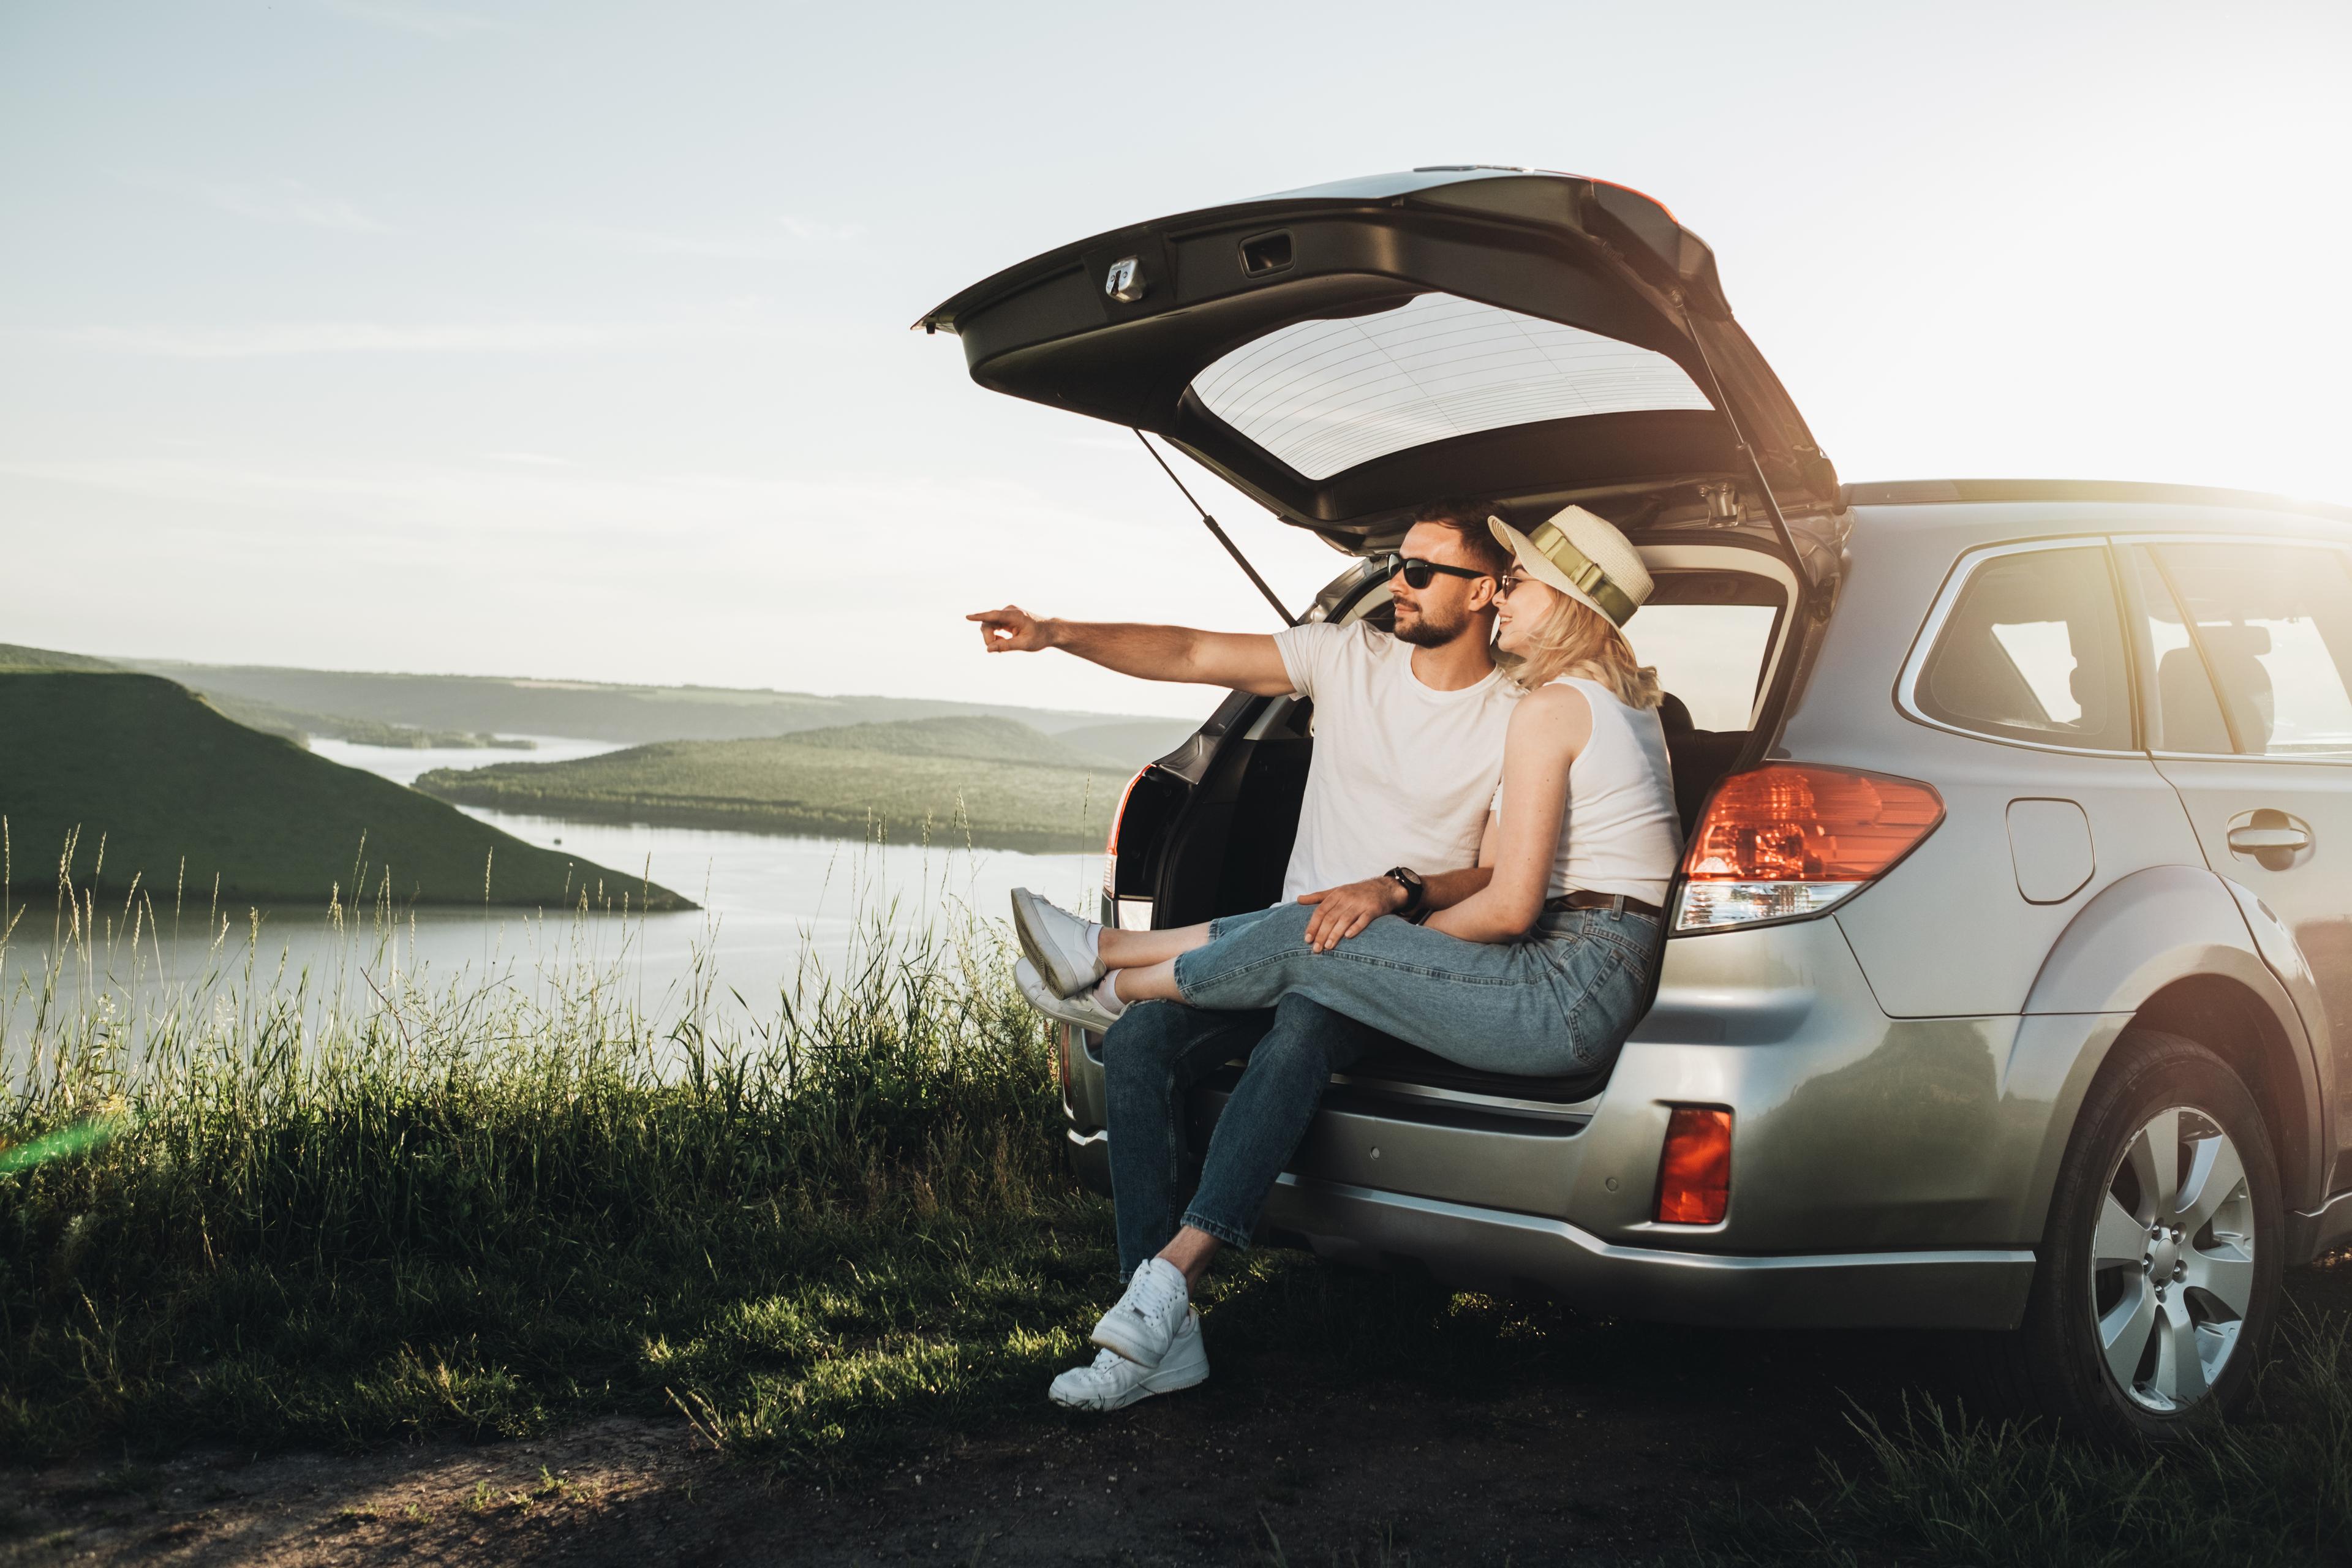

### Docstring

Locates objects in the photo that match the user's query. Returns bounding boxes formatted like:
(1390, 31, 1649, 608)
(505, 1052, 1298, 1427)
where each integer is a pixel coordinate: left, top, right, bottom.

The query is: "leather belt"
(1544, 889, 1665, 921)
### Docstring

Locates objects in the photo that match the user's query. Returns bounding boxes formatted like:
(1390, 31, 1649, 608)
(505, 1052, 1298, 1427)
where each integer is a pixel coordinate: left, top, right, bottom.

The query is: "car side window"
(1914, 545, 2134, 750)
(2126, 546, 2236, 754)
(2150, 543, 2352, 758)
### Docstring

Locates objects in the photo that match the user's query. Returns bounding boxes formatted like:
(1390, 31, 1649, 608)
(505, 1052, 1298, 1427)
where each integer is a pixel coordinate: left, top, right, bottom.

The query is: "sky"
(3, 0, 2348, 721)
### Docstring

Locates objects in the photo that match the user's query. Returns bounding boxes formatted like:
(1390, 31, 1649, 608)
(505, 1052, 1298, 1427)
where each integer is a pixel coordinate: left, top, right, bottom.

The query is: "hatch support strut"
(1676, 307, 1811, 624)
(1134, 431, 1299, 627)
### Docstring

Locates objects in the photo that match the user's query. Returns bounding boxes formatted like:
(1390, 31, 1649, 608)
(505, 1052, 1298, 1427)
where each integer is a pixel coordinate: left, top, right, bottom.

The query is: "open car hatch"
(918, 168, 1836, 543)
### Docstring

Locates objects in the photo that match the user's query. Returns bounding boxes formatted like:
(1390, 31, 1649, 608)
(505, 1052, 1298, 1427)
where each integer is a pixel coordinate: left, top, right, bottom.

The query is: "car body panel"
(2010, 864, 2327, 1207)
(2018, 865, 2300, 1019)
(1828, 743, 2198, 1019)
(2213, 873, 2339, 1198)
(2155, 755, 2352, 1183)
(1783, 512, 2210, 1017)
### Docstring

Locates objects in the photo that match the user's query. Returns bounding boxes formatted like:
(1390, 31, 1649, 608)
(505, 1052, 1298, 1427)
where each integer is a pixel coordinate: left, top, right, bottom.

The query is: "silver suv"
(921, 168, 2352, 1441)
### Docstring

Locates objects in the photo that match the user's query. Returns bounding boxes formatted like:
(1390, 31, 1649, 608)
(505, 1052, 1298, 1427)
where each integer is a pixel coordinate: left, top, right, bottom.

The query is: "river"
(4, 736, 1101, 1046)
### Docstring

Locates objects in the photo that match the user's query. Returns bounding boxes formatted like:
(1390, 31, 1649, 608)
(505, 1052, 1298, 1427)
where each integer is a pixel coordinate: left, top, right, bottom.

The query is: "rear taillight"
(1656, 1106, 1732, 1224)
(1675, 764, 1943, 933)
(1102, 767, 1148, 898)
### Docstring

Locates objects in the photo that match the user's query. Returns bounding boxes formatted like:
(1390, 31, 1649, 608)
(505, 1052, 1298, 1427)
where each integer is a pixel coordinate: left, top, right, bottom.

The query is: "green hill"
(125, 659, 1189, 747)
(2, 645, 533, 750)
(770, 715, 1118, 767)
(1052, 718, 1197, 770)
(0, 673, 690, 910)
(0, 643, 115, 674)
(416, 715, 1140, 852)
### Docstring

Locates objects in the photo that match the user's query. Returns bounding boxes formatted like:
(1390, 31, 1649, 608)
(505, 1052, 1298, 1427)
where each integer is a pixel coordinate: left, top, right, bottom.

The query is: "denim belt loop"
(1609, 892, 1626, 922)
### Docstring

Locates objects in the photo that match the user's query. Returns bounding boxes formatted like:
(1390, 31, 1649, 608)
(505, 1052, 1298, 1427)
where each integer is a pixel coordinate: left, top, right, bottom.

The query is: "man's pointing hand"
(968, 606, 1054, 654)
(961, 611, 1288, 695)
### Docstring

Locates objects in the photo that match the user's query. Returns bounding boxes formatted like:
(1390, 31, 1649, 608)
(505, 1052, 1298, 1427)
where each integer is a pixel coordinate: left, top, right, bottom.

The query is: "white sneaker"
(1089, 1257, 1190, 1366)
(1011, 888, 1106, 998)
(1014, 958, 1124, 1034)
(1049, 1310, 1208, 1411)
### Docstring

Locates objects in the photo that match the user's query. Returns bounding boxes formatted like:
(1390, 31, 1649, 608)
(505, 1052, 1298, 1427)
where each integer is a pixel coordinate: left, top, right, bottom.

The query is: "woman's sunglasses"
(1381, 554, 1493, 591)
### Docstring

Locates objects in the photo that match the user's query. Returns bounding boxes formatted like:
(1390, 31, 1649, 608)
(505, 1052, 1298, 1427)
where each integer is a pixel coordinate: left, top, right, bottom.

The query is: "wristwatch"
(1382, 865, 1427, 922)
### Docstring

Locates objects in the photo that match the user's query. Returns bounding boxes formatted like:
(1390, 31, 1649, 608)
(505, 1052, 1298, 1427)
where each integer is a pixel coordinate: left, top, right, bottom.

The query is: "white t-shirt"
(1272, 621, 1520, 903)
(1491, 676, 1683, 906)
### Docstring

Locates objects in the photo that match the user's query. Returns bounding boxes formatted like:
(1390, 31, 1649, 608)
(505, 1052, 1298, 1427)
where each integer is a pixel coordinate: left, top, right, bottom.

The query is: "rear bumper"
(1065, 1128, 2032, 1329)
(1061, 919, 2094, 1332)
(1261, 1170, 2033, 1329)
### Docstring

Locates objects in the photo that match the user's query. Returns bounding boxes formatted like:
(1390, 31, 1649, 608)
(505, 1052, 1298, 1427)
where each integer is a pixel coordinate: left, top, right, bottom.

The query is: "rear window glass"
(2151, 543, 2352, 756)
(1191, 293, 1714, 481)
(1915, 545, 2134, 750)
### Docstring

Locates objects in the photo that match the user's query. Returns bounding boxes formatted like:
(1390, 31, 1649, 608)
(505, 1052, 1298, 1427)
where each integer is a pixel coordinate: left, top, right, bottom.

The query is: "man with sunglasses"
(967, 499, 1518, 1409)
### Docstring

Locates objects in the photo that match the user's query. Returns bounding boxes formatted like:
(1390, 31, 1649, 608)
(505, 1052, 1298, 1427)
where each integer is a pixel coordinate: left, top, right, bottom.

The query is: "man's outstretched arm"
(967, 606, 1296, 696)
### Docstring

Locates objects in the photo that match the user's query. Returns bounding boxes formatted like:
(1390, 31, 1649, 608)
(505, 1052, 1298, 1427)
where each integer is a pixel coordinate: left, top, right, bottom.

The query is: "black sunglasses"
(1381, 554, 1492, 591)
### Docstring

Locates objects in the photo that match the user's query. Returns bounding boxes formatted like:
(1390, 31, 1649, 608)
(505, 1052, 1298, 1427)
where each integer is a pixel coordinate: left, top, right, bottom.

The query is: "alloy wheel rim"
(2087, 1104, 2255, 1413)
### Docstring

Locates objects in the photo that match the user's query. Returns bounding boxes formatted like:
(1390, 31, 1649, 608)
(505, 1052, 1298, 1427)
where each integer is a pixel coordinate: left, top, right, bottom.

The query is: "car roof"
(1844, 478, 2352, 525)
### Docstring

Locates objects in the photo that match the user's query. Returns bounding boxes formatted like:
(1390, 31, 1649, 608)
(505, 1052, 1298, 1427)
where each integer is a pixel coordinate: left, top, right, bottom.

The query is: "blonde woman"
(1016, 503, 1681, 1074)
(1014, 504, 1683, 1410)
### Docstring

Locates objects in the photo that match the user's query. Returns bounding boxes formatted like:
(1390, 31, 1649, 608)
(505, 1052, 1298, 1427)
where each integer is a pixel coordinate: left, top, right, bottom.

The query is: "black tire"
(1995, 1028, 2282, 1444)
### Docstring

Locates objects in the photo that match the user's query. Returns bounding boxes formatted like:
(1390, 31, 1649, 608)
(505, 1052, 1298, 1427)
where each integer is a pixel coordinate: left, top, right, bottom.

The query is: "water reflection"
(315, 737, 1106, 979)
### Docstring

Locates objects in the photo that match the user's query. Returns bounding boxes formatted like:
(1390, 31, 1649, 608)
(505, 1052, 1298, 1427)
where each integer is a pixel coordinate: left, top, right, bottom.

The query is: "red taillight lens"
(1676, 764, 1943, 932)
(1103, 767, 1148, 897)
(1656, 1106, 1732, 1224)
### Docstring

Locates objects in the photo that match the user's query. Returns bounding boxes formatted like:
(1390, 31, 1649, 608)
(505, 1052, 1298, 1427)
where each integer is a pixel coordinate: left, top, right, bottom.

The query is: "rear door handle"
(2229, 825, 2312, 853)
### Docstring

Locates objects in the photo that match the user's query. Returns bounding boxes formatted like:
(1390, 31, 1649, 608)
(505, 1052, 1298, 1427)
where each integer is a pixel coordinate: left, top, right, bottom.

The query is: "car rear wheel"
(2002, 1029, 2280, 1442)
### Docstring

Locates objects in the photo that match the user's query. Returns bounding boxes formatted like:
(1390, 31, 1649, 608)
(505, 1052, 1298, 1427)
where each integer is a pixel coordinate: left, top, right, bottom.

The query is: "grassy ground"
(6, 897, 2352, 1563)
(415, 715, 1150, 851)
(0, 673, 687, 909)
(0, 894, 1088, 1471)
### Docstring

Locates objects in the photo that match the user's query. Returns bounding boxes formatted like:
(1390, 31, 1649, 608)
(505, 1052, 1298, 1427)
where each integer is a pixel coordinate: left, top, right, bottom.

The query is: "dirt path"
(2, 1319, 1938, 1567)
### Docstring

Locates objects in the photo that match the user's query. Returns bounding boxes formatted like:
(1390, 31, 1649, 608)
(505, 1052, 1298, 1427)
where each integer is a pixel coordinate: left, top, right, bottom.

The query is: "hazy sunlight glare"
(1, 0, 2345, 713)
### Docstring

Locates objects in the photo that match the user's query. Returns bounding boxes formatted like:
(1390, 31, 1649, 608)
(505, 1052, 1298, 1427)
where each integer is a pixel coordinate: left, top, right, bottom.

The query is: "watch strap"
(1383, 865, 1427, 919)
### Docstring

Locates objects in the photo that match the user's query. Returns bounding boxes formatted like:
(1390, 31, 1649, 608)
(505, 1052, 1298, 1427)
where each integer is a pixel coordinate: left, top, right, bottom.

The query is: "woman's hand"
(1295, 876, 1406, 952)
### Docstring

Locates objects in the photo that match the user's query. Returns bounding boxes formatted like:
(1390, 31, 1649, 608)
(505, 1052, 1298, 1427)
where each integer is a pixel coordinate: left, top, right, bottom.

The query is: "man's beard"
(1395, 602, 1472, 647)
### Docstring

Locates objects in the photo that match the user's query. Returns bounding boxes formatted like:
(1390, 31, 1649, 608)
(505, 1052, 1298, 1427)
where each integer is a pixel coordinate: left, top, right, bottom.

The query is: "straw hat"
(1487, 505, 1653, 627)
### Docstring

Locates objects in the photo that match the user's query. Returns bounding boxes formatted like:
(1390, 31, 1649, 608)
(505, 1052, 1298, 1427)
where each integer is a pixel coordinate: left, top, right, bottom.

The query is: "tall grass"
(1, 852, 1097, 1468)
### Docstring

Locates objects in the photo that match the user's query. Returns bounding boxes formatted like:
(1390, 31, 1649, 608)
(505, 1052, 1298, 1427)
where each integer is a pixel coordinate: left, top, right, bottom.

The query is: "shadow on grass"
(1681, 1290, 2352, 1567)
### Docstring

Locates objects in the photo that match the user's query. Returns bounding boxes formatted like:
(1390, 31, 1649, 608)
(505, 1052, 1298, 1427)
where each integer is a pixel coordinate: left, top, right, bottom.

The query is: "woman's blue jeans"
(1101, 993, 1390, 1279)
(1172, 900, 1662, 1077)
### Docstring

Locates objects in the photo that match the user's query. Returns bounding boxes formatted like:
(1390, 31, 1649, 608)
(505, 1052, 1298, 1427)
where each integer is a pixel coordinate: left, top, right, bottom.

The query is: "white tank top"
(1494, 676, 1683, 906)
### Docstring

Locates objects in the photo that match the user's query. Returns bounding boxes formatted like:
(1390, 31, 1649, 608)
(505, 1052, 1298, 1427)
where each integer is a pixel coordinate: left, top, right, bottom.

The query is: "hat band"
(1527, 521, 1638, 626)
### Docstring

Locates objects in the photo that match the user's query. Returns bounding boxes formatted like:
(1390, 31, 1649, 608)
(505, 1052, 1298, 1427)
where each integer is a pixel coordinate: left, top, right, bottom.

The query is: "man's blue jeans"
(1101, 993, 1389, 1280)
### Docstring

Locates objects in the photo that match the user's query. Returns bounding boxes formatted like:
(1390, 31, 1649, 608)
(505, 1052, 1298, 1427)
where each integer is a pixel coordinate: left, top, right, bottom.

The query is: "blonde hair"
(1504, 589, 1663, 709)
